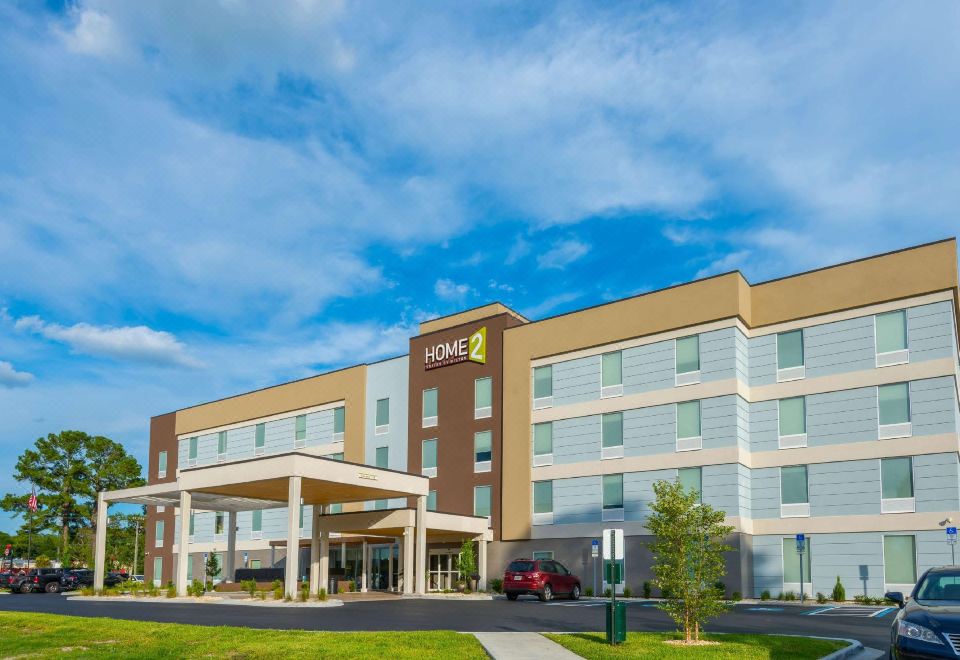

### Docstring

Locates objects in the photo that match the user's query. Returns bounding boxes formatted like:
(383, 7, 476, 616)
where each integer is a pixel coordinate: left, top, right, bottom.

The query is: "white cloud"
(433, 278, 472, 301)
(537, 239, 590, 270)
(58, 9, 122, 57)
(0, 361, 34, 388)
(695, 250, 751, 279)
(522, 291, 582, 319)
(15, 316, 202, 368)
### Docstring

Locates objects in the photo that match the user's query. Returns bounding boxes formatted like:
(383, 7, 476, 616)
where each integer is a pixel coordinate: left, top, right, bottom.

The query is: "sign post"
(796, 534, 806, 603)
(591, 539, 599, 596)
(603, 529, 626, 645)
(947, 527, 957, 565)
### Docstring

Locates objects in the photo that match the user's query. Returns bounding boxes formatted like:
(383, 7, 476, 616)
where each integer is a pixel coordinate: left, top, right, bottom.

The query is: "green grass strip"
(545, 631, 847, 659)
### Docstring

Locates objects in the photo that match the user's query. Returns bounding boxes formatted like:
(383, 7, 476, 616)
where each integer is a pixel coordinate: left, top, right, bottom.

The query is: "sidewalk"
(472, 632, 581, 659)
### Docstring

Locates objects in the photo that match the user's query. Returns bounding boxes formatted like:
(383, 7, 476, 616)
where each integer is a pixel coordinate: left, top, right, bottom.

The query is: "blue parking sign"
(796, 533, 806, 553)
(947, 527, 957, 535)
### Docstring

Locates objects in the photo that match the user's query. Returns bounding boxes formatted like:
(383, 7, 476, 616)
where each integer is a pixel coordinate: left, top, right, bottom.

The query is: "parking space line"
(870, 607, 896, 618)
(801, 606, 836, 615)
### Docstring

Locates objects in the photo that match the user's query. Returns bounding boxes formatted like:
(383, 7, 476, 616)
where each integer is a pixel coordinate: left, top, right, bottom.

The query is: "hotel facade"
(103, 239, 959, 599)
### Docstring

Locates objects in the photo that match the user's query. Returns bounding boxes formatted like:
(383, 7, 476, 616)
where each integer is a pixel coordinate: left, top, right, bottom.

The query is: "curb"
(818, 637, 864, 660)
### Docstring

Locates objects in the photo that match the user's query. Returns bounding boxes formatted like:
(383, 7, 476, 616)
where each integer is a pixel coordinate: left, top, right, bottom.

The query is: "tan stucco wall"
(501, 239, 959, 541)
(419, 303, 527, 335)
(174, 365, 367, 464)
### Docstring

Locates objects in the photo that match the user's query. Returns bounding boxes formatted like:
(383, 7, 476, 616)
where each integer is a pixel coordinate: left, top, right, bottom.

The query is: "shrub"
(604, 588, 612, 598)
(258, 590, 266, 600)
(299, 583, 310, 602)
(205, 580, 214, 593)
(776, 592, 785, 601)
(623, 587, 632, 598)
(783, 591, 797, 601)
(188, 579, 206, 598)
(241, 579, 257, 597)
(714, 581, 726, 598)
(273, 586, 284, 601)
(760, 590, 771, 601)
(731, 591, 742, 601)
(832, 576, 846, 602)
(489, 578, 503, 594)
(642, 581, 652, 598)
(34, 555, 52, 568)
(584, 587, 593, 597)
(166, 584, 176, 598)
(318, 587, 328, 601)
(816, 592, 828, 604)
(464, 587, 472, 594)
(348, 580, 357, 593)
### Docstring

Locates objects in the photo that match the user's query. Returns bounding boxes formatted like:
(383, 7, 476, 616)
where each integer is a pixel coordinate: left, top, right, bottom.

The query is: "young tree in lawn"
(206, 551, 221, 581)
(457, 538, 477, 587)
(647, 479, 734, 644)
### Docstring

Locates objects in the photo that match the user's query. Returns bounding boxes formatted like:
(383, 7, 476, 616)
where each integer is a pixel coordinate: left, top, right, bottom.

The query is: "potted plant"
(457, 539, 477, 593)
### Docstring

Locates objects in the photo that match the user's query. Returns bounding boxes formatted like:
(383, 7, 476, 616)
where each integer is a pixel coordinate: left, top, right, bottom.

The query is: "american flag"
(27, 486, 37, 512)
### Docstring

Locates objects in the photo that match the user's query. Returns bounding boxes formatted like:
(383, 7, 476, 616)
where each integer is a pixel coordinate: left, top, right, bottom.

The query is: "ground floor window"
(782, 538, 812, 595)
(884, 535, 917, 587)
(153, 557, 162, 587)
(428, 550, 460, 591)
(250, 559, 261, 570)
(532, 551, 554, 560)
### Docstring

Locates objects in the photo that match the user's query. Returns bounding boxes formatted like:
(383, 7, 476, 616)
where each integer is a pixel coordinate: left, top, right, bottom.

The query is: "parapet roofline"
(417, 302, 528, 335)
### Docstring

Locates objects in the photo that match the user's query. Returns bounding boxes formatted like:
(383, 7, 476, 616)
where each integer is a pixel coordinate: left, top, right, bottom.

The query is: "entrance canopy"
(102, 452, 430, 510)
(315, 508, 493, 543)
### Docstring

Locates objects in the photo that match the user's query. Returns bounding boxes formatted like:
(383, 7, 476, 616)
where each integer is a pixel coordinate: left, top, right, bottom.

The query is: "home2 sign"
(425, 327, 487, 370)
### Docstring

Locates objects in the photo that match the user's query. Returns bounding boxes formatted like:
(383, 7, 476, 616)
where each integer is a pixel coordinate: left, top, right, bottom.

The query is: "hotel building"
(98, 239, 959, 599)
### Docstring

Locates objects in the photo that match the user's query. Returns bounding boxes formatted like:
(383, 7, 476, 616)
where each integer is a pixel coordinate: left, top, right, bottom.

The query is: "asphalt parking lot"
(0, 593, 893, 651)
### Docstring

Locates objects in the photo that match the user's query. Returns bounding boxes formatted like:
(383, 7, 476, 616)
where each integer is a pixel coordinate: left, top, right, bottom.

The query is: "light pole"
(132, 520, 140, 576)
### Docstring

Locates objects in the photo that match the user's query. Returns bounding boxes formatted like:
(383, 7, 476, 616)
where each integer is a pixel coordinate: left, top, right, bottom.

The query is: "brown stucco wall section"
(145, 411, 177, 585)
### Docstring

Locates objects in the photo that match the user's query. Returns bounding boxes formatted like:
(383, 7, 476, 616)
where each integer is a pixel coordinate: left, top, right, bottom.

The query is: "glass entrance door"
(370, 546, 397, 591)
(428, 550, 459, 591)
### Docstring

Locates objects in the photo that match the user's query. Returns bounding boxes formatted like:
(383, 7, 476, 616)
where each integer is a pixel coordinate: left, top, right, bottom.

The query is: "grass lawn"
(0, 612, 487, 659)
(545, 631, 847, 659)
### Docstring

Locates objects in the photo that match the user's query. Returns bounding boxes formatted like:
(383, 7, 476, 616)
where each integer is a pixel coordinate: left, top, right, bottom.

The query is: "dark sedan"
(888, 566, 960, 659)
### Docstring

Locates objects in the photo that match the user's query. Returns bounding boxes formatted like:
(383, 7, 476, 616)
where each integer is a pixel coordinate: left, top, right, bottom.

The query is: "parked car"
(8, 568, 64, 594)
(887, 566, 960, 658)
(59, 569, 126, 591)
(131, 574, 144, 584)
(503, 558, 581, 602)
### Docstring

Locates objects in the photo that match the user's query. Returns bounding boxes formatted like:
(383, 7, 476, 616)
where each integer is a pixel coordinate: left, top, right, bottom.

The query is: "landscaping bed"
(0, 612, 486, 659)
(545, 632, 847, 659)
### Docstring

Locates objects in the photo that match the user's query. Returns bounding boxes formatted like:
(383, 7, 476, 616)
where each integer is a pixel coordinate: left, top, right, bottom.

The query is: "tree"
(34, 554, 51, 568)
(206, 551, 221, 581)
(457, 538, 477, 584)
(646, 479, 734, 644)
(0, 431, 144, 561)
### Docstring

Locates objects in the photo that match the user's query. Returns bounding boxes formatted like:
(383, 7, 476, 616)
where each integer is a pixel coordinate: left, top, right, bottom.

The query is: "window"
(215, 511, 225, 537)
(676, 400, 702, 451)
(157, 451, 167, 479)
(475, 377, 493, 419)
(602, 474, 624, 521)
(879, 383, 912, 438)
(426, 490, 437, 512)
(601, 351, 623, 398)
(255, 423, 265, 455)
(474, 485, 492, 518)
(881, 457, 915, 513)
(777, 329, 805, 381)
(153, 557, 162, 587)
(375, 446, 388, 469)
(782, 538, 812, 590)
(422, 439, 438, 477)
(778, 397, 807, 448)
(294, 415, 307, 447)
(250, 559, 262, 570)
(601, 412, 624, 459)
(375, 398, 390, 434)
(333, 407, 345, 440)
(675, 335, 700, 385)
(876, 310, 909, 366)
(154, 520, 164, 548)
(533, 422, 553, 466)
(533, 365, 553, 408)
(251, 509, 262, 540)
(422, 388, 438, 428)
(678, 467, 702, 503)
(780, 465, 810, 517)
(187, 557, 193, 581)
(474, 431, 492, 473)
(532, 551, 554, 561)
(188, 437, 198, 465)
(299, 503, 305, 532)
(188, 512, 195, 541)
(329, 503, 342, 514)
(533, 480, 553, 525)
(217, 431, 227, 462)
(884, 535, 917, 586)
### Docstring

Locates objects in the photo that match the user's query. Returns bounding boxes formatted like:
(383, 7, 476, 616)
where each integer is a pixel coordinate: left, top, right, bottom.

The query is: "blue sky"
(1, 1, 958, 532)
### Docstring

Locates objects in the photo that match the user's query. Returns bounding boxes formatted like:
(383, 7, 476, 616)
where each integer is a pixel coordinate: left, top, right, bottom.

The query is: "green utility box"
(605, 601, 627, 644)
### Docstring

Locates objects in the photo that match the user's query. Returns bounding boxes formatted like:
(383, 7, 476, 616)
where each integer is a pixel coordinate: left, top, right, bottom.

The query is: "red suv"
(503, 558, 581, 602)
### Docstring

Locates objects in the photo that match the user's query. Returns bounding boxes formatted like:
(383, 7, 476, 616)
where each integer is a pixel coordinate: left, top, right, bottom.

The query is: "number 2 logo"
(469, 327, 487, 364)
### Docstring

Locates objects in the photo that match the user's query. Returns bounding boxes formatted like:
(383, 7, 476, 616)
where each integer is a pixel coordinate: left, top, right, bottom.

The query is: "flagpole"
(26, 483, 36, 569)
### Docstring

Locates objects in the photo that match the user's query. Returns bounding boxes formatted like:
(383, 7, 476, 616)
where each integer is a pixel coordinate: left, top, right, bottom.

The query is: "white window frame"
(375, 398, 390, 435)
(877, 383, 913, 440)
(333, 408, 345, 443)
(600, 351, 624, 399)
(532, 423, 554, 467)
(600, 412, 624, 460)
(217, 431, 228, 463)
(532, 366, 553, 410)
(157, 450, 167, 479)
(777, 397, 808, 450)
(882, 533, 919, 594)
(675, 401, 703, 452)
(473, 485, 492, 522)
(775, 330, 806, 383)
(779, 466, 811, 518)
(157, 505, 165, 513)
(422, 439, 438, 478)
(674, 337, 701, 387)
(154, 522, 164, 548)
(474, 431, 492, 474)
(250, 510, 263, 540)
(880, 457, 916, 514)
(781, 537, 813, 598)
(874, 311, 910, 368)
(601, 475, 625, 522)
(422, 389, 438, 428)
(187, 437, 198, 467)
(531, 551, 554, 561)
(532, 482, 554, 526)
(474, 377, 493, 419)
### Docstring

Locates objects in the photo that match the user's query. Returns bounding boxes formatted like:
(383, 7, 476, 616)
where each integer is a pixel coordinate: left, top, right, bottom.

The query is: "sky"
(1, 0, 958, 532)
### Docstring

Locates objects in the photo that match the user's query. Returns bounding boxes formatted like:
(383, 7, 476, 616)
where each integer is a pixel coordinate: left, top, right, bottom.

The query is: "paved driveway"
(0, 594, 893, 651)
